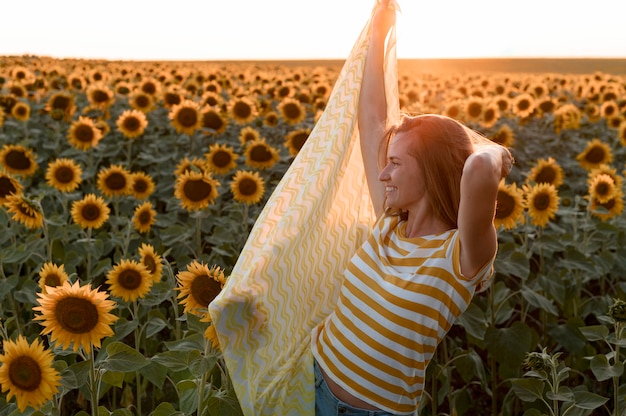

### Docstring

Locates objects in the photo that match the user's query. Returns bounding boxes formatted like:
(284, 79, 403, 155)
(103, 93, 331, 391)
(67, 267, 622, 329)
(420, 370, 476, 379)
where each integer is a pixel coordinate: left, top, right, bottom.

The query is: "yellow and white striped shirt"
(311, 213, 494, 414)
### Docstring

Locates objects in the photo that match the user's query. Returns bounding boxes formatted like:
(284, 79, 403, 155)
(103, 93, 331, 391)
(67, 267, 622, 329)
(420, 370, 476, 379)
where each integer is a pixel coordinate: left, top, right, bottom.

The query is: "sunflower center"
(8, 356, 42, 392)
(45, 274, 62, 287)
(92, 90, 109, 104)
(483, 108, 496, 122)
(213, 151, 233, 168)
(233, 102, 252, 119)
(5, 150, 32, 171)
(585, 147, 606, 164)
(123, 116, 141, 132)
(495, 191, 515, 219)
(467, 102, 482, 118)
(190, 274, 222, 308)
(535, 167, 556, 184)
(283, 103, 302, 119)
(143, 257, 157, 274)
(52, 96, 70, 110)
(595, 182, 611, 196)
(142, 82, 157, 95)
(203, 112, 224, 130)
(118, 269, 143, 290)
(517, 99, 530, 111)
(238, 178, 258, 196)
(165, 93, 181, 107)
(55, 296, 99, 334)
(81, 203, 102, 221)
(249, 145, 272, 162)
(533, 193, 551, 211)
(74, 124, 95, 143)
(135, 95, 151, 109)
(291, 133, 309, 151)
(176, 108, 198, 127)
(0, 177, 18, 197)
(55, 166, 76, 184)
(138, 210, 152, 225)
(133, 179, 148, 193)
(183, 179, 214, 202)
(14, 106, 28, 117)
(105, 173, 127, 191)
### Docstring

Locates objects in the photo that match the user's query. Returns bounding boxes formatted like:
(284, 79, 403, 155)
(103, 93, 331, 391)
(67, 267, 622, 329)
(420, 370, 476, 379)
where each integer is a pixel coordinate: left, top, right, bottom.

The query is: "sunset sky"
(2, 0, 625, 61)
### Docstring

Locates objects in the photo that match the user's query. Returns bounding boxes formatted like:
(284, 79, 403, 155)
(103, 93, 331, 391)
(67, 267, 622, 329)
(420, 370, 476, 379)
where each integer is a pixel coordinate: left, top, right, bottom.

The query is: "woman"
(310, 1, 514, 415)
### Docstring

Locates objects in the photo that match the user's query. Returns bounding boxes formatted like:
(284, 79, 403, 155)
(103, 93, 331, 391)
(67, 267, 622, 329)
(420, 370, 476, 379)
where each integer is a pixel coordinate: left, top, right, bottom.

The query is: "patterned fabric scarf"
(209, 2, 399, 414)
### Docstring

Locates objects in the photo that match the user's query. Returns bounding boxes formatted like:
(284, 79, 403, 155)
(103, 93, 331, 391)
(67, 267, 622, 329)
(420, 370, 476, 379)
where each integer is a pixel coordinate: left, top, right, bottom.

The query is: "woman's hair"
(380, 113, 491, 228)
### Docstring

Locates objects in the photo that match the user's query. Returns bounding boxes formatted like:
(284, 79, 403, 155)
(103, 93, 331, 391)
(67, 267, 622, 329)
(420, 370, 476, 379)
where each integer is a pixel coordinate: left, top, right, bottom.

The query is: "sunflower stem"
(0, 263, 23, 336)
(86, 227, 93, 281)
(88, 347, 99, 416)
(198, 339, 211, 416)
(126, 139, 133, 169)
(195, 215, 203, 258)
(133, 300, 142, 416)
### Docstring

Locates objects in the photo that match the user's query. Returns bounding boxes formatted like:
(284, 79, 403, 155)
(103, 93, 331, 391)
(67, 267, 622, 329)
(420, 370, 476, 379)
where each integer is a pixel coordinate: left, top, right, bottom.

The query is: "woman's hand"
(372, 0, 397, 38)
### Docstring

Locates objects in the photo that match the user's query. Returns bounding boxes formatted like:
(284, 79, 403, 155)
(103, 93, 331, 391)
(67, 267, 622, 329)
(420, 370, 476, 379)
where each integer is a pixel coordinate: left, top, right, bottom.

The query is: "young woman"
(310, 1, 514, 415)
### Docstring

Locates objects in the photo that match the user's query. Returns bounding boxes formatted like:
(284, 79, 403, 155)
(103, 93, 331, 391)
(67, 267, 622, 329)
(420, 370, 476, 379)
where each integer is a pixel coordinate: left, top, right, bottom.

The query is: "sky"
(1, 0, 625, 61)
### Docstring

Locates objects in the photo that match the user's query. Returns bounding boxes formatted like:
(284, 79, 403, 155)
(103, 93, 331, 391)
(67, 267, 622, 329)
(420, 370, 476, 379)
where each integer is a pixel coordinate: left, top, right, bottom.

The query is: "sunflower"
(138, 243, 163, 283)
(576, 138, 613, 171)
(132, 201, 156, 234)
(523, 183, 560, 227)
(174, 157, 207, 176)
(10, 101, 30, 122)
(174, 170, 220, 211)
(463, 97, 484, 123)
(106, 259, 153, 302)
(242, 141, 279, 172)
(70, 193, 110, 229)
(443, 100, 464, 120)
(201, 105, 228, 135)
(277, 97, 307, 125)
(33, 280, 118, 353)
(86, 82, 115, 109)
(536, 97, 557, 115)
(67, 116, 103, 150)
(0, 171, 23, 205)
(5, 193, 44, 229)
(38, 262, 70, 293)
(130, 171, 155, 199)
(588, 164, 624, 191)
(230, 170, 265, 205)
(228, 96, 258, 124)
(238, 126, 261, 146)
(0, 336, 61, 412)
(600, 100, 619, 119)
(0, 144, 38, 176)
(200, 314, 220, 349)
(139, 78, 161, 97)
(200, 91, 224, 108)
(263, 111, 279, 127)
(6, 82, 27, 99)
(116, 109, 148, 139)
(554, 103, 582, 134)
(512, 93, 536, 119)
(0, 108, 4, 127)
(494, 180, 525, 230)
(205, 143, 238, 175)
(479, 101, 500, 129)
(45, 158, 82, 193)
(284, 128, 311, 156)
(95, 119, 111, 138)
(163, 85, 183, 108)
(97, 164, 132, 198)
(527, 157, 564, 188)
(588, 173, 617, 204)
(589, 190, 624, 221)
(169, 99, 203, 135)
(129, 90, 155, 113)
(113, 81, 133, 96)
(176, 261, 226, 315)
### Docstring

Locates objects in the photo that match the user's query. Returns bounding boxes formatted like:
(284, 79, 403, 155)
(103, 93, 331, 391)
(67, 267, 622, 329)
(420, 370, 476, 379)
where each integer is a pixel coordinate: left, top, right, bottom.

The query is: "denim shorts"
(314, 359, 395, 416)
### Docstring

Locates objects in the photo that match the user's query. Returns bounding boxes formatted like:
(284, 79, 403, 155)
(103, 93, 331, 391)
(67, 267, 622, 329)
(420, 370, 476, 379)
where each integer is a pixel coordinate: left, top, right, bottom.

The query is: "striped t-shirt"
(311, 213, 495, 414)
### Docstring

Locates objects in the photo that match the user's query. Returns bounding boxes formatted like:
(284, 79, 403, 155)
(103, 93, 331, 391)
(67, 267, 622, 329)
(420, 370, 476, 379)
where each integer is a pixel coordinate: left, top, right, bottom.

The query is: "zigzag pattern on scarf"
(209, 2, 399, 414)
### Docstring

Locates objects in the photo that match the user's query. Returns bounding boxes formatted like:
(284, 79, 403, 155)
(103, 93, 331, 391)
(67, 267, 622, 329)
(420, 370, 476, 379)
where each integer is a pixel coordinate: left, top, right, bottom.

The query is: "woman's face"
(378, 131, 426, 211)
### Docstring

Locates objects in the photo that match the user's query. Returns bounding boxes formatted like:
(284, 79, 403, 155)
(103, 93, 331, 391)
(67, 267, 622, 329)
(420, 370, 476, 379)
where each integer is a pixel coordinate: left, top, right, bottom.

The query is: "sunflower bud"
(609, 298, 626, 323)
(50, 108, 65, 121)
(522, 351, 547, 372)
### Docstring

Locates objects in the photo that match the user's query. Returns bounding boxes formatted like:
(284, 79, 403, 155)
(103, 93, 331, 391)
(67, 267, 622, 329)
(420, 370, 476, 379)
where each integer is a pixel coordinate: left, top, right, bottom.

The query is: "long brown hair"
(380, 114, 488, 228)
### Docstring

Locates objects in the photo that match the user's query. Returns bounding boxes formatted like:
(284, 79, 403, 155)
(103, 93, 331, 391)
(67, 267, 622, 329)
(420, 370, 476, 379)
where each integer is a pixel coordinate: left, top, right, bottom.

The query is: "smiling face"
(378, 131, 426, 212)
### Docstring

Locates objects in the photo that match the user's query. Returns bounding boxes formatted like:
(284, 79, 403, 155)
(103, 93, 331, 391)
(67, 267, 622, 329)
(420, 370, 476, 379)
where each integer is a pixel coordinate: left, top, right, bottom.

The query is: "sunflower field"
(0, 55, 625, 416)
